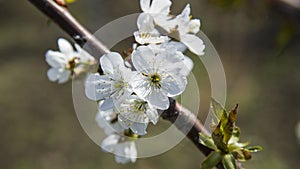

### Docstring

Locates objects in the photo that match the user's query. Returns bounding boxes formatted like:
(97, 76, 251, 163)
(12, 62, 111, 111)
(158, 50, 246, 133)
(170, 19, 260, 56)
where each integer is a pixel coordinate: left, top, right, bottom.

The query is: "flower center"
(67, 57, 80, 70)
(133, 100, 148, 112)
(150, 74, 161, 89)
(150, 74, 160, 83)
(142, 73, 162, 89)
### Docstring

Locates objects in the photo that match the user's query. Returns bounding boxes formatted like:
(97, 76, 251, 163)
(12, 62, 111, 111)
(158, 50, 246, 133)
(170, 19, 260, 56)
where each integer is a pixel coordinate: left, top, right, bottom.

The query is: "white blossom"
(96, 103, 138, 164)
(45, 38, 95, 84)
(134, 13, 169, 45)
(101, 134, 137, 164)
(96, 106, 124, 135)
(85, 52, 135, 111)
(135, 0, 173, 44)
(116, 95, 159, 135)
(170, 4, 205, 56)
(131, 45, 187, 110)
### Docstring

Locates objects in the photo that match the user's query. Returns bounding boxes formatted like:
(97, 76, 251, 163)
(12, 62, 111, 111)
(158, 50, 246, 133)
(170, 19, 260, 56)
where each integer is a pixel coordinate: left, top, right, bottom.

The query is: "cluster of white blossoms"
(45, 0, 205, 164)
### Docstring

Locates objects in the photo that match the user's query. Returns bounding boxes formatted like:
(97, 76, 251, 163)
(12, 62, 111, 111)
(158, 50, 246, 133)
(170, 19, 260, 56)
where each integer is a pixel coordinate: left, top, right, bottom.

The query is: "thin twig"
(28, 0, 110, 55)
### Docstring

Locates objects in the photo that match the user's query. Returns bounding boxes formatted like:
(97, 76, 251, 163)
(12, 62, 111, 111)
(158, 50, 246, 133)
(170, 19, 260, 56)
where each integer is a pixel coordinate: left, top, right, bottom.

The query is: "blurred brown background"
(0, 0, 300, 169)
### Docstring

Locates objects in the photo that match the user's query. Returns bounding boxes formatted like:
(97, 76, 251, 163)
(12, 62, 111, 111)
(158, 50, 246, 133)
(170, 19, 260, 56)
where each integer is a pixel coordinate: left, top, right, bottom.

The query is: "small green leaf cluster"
(199, 99, 262, 169)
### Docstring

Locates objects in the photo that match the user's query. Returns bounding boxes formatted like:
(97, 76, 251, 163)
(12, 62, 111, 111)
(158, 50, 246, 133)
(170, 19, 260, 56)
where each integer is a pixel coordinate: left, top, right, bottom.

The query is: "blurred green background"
(0, 0, 300, 169)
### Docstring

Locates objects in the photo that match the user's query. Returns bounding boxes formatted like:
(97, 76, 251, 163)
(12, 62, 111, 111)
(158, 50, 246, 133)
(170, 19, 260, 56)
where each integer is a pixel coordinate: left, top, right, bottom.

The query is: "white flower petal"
(115, 154, 131, 164)
(145, 108, 159, 124)
(127, 142, 137, 163)
(99, 98, 114, 111)
(58, 38, 74, 57)
(180, 34, 205, 56)
(45, 50, 67, 68)
(149, 0, 172, 14)
(140, 0, 151, 12)
(131, 74, 152, 98)
(164, 41, 187, 52)
(130, 122, 148, 135)
(181, 55, 194, 76)
(181, 4, 191, 18)
(137, 13, 155, 32)
(96, 111, 114, 135)
(114, 142, 137, 164)
(131, 46, 155, 72)
(96, 109, 124, 135)
(155, 15, 178, 33)
(58, 70, 71, 84)
(118, 115, 148, 135)
(100, 52, 124, 74)
(85, 73, 111, 101)
(188, 19, 200, 34)
(101, 134, 120, 152)
(47, 68, 60, 82)
(161, 73, 187, 97)
(147, 90, 169, 110)
(117, 115, 130, 130)
(74, 44, 95, 63)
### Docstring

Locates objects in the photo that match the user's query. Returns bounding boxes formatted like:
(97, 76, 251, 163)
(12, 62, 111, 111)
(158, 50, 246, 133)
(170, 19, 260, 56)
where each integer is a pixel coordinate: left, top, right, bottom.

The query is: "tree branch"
(28, 0, 110, 55)
(27, 1, 243, 169)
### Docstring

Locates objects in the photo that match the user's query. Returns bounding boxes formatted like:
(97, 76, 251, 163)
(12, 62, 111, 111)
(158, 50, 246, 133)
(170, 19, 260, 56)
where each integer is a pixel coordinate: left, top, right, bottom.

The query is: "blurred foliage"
(0, 0, 299, 169)
(209, 0, 243, 9)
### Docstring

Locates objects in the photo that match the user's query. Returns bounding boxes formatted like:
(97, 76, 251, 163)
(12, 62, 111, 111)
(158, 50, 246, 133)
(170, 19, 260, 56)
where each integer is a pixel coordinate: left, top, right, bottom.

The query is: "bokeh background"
(1, 0, 300, 169)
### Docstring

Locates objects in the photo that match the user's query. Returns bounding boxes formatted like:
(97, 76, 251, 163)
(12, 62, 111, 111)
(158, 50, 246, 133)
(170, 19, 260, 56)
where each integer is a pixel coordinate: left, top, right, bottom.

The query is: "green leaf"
(201, 152, 222, 169)
(233, 149, 252, 162)
(228, 127, 240, 144)
(246, 146, 263, 153)
(212, 121, 229, 153)
(228, 142, 249, 152)
(211, 98, 226, 122)
(222, 105, 238, 145)
(222, 154, 237, 169)
(199, 133, 218, 150)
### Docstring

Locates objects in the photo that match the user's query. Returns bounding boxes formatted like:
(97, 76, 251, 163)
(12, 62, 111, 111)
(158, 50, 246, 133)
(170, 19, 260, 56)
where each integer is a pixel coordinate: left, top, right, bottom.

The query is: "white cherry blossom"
(96, 107, 124, 135)
(116, 95, 159, 135)
(96, 103, 138, 164)
(170, 4, 205, 56)
(131, 45, 187, 110)
(45, 38, 95, 83)
(101, 134, 137, 164)
(85, 52, 135, 110)
(134, 13, 169, 44)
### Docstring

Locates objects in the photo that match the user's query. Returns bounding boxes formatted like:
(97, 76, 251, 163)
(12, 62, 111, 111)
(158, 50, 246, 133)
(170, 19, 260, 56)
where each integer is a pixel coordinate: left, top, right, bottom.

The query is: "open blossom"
(135, 0, 173, 44)
(45, 38, 95, 83)
(85, 52, 135, 111)
(131, 45, 187, 110)
(96, 105, 124, 135)
(134, 13, 169, 45)
(169, 4, 205, 56)
(138, 0, 205, 55)
(116, 95, 159, 135)
(101, 134, 137, 164)
(96, 106, 137, 164)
